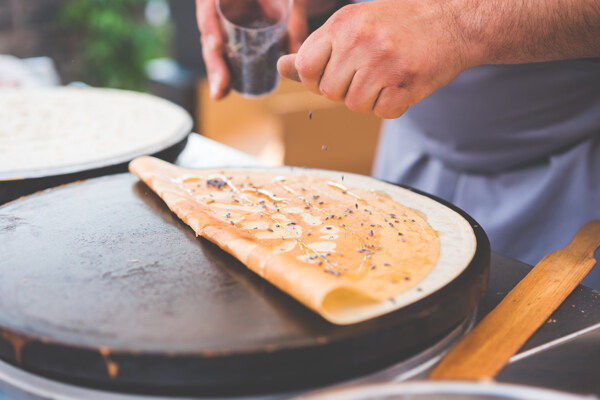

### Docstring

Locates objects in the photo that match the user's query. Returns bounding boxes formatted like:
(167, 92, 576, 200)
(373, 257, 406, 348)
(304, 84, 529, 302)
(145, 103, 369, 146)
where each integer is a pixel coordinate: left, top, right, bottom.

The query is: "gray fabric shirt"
(372, 59, 600, 288)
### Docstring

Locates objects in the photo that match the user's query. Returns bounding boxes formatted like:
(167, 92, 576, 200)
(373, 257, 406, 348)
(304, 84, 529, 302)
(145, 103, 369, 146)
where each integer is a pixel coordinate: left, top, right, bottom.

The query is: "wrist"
(438, 0, 489, 69)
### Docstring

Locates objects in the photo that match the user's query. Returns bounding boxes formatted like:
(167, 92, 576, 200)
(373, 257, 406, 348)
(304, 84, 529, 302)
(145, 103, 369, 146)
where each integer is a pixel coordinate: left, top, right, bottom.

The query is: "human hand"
(277, 0, 472, 119)
(196, 0, 308, 100)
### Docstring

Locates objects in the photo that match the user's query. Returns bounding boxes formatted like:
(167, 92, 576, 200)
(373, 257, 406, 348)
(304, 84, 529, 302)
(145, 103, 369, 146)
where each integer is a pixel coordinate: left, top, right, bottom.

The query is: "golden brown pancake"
(130, 156, 475, 324)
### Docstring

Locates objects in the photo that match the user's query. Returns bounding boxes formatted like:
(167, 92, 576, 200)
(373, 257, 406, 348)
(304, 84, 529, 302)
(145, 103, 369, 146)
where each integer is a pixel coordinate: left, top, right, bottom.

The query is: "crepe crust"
(130, 156, 474, 324)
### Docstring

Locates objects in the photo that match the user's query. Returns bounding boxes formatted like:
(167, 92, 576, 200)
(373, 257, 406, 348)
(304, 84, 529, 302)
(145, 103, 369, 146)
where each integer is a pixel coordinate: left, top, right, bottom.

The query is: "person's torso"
(403, 59, 600, 173)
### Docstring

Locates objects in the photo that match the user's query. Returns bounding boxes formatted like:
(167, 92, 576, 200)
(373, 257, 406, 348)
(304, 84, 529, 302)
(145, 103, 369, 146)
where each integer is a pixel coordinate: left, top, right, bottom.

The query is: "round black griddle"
(0, 126, 190, 205)
(0, 173, 490, 395)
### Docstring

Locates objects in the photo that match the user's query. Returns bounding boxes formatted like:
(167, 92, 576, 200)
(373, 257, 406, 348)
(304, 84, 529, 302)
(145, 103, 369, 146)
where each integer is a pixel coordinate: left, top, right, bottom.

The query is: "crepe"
(0, 87, 191, 178)
(130, 156, 476, 324)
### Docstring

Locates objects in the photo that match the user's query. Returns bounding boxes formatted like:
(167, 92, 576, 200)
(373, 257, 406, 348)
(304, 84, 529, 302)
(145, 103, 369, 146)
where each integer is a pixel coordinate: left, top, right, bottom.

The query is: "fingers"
(335, 67, 412, 118)
(197, 0, 230, 99)
(372, 86, 411, 119)
(288, 35, 412, 118)
(295, 34, 332, 95)
(343, 69, 381, 113)
(282, 50, 411, 118)
(318, 54, 356, 102)
(287, 0, 308, 52)
(277, 54, 300, 82)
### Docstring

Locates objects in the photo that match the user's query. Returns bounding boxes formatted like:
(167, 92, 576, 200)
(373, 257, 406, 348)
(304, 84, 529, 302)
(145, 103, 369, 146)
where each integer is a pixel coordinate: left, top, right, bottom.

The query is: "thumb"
(277, 54, 300, 82)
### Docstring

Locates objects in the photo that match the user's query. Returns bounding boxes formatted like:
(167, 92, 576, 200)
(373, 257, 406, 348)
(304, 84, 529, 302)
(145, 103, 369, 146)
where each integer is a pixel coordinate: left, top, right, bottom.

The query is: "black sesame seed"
(207, 178, 227, 189)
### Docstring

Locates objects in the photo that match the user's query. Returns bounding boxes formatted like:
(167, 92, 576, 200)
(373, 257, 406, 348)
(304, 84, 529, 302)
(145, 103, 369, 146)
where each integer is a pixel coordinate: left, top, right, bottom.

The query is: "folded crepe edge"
(129, 156, 397, 324)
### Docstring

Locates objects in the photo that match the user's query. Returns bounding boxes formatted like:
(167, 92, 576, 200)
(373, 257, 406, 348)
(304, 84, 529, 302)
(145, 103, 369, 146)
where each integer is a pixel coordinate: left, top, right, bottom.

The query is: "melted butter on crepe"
(130, 157, 455, 324)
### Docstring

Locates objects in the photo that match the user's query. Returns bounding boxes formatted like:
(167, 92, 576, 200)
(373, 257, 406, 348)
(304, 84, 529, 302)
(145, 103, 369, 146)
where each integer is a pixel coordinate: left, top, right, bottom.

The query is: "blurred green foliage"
(59, 0, 172, 91)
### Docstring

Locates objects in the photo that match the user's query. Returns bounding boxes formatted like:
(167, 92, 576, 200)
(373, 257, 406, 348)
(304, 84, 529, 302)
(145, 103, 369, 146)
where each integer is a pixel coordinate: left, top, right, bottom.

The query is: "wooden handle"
(429, 220, 600, 381)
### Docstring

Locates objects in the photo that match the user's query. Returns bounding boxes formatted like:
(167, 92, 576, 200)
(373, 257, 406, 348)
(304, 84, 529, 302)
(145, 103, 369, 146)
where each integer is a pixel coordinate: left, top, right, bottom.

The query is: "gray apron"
(372, 59, 600, 288)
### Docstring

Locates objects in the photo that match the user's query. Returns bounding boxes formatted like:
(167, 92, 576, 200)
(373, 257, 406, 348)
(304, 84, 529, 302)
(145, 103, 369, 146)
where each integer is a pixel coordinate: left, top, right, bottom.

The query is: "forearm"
(451, 0, 600, 66)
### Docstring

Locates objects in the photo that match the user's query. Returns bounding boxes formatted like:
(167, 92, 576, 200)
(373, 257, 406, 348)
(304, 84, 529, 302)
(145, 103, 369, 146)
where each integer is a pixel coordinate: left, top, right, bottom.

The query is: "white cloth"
(0, 55, 60, 88)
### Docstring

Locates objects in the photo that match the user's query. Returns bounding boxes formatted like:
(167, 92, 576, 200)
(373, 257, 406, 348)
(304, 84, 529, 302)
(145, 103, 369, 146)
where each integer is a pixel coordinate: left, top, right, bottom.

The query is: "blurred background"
(0, 0, 381, 174)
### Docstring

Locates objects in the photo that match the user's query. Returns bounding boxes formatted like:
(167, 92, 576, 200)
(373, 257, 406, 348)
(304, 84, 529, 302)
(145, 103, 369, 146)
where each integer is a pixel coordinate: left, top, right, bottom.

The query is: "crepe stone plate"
(0, 89, 193, 205)
(0, 172, 490, 395)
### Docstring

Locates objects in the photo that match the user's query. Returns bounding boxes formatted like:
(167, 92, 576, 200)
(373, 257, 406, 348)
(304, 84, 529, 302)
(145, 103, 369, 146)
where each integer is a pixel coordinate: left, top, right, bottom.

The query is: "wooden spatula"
(429, 220, 600, 381)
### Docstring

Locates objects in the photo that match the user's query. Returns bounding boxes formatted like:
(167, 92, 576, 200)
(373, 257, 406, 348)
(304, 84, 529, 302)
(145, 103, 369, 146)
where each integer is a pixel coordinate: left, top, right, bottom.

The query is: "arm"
(278, 0, 600, 119)
(456, 0, 600, 64)
(196, 0, 229, 99)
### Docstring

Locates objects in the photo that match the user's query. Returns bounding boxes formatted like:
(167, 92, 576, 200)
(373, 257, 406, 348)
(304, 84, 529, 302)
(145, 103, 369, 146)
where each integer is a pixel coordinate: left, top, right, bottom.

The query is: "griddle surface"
(0, 173, 489, 394)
